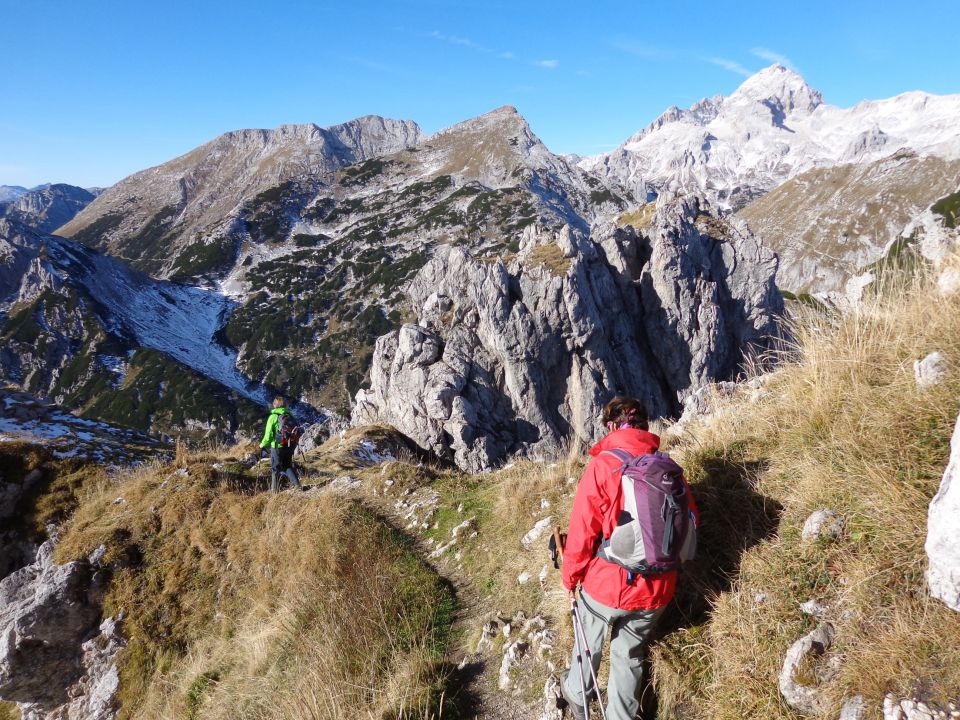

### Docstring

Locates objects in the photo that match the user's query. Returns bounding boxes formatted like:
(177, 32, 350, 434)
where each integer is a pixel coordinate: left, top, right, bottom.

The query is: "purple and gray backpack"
(596, 449, 697, 577)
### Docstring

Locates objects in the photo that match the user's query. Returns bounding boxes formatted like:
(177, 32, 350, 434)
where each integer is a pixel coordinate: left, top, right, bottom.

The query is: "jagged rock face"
(0, 542, 100, 707)
(354, 198, 783, 471)
(926, 409, 960, 611)
(0, 184, 97, 234)
(17, 615, 125, 720)
(583, 64, 960, 213)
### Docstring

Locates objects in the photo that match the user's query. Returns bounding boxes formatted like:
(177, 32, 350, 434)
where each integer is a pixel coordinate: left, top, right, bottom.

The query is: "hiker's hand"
(567, 587, 576, 602)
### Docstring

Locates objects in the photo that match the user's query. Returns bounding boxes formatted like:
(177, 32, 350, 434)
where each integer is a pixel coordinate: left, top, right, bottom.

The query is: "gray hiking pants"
(562, 588, 664, 720)
(270, 447, 300, 491)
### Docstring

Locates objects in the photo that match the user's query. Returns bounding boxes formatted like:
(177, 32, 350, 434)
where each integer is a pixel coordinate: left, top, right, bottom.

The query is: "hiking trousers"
(270, 447, 300, 492)
(562, 588, 664, 720)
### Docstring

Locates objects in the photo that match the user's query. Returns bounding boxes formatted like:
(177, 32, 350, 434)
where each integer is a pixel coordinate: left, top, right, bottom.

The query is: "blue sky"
(1, 0, 957, 188)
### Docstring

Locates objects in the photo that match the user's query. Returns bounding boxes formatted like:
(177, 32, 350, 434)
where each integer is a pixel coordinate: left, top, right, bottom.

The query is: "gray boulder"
(926, 409, 960, 611)
(778, 623, 835, 715)
(914, 351, 947, 389)
(801, 509, 844, 543)
(0, 541, 100, 708)
(354, 197, 784, 471)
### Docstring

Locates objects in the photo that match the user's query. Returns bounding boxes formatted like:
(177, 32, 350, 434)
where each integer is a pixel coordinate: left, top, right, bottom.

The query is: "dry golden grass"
(617, 203, 657, 229)
(55, 448, 455, 720)
(652, 254, 960, 718)
(527, 243, 572, 277)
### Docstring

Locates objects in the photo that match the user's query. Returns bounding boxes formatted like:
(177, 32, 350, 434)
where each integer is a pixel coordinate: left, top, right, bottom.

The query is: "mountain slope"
(0, 218, 266, 438)
(736, 151, 960, 293)
(584, 65, 960, 211)
(57, 116, 426, 277)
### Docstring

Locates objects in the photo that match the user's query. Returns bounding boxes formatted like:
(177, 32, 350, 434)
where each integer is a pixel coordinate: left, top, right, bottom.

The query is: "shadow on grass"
(643, 447, 784, 717)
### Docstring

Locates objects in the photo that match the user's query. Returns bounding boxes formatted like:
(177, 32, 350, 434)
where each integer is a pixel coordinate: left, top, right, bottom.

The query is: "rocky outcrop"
(926, 409, 960, 611)
(0, 542, 103, 709)
(18, 615, 126, 720)
(354, 197, 784, 471)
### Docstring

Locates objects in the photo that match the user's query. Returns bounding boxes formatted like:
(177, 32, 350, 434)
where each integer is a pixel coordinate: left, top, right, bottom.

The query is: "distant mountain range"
(0, 184, 101, 234)
(0, 65, 957, 448)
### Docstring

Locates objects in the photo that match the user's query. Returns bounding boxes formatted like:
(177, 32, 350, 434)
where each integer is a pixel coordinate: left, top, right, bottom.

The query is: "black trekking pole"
(571, 599, 608, 720)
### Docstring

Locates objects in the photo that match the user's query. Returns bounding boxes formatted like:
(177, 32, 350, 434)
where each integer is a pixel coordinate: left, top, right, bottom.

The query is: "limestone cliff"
(354, 197, 784, 471)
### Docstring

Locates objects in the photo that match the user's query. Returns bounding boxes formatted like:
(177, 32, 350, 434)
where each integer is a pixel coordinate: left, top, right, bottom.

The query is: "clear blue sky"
(2, 0, 957, 188)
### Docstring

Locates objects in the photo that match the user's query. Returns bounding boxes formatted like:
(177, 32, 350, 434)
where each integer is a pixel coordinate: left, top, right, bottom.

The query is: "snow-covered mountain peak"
(583, 65, 960, 210)
(726, 64, 823, 117)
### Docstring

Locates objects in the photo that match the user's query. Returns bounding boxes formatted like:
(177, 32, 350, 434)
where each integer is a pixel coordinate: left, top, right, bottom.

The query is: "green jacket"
(260, 407, 288, 449)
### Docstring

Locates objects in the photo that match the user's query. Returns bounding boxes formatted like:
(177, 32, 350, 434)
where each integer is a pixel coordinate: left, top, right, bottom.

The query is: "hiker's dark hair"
(602, 396, 649, 430)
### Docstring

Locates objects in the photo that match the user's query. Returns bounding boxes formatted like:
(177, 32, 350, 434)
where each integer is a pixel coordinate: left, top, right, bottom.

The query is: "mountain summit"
(583, 64, 960, 210)
(725, 64, 823, 118)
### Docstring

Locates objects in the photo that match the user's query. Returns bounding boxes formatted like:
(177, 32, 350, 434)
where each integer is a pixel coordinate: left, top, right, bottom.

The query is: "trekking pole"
(571, 599, 609, 720)
(570, 598, 591, 717)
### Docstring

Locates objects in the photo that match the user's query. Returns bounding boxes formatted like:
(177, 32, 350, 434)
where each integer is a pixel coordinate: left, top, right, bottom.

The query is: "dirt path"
(299, 458, 553, 720)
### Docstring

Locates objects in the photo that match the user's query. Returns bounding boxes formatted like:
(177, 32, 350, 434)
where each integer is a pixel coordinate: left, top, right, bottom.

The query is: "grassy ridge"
(652, 254, 960, 718)
(54, 447, 456, 720)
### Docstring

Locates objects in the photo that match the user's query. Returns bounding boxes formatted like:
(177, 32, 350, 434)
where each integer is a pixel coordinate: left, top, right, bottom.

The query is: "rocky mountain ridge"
(56, 116, 427, 278)
(3, 66, 958, 450)
(44, 105, 630, 420)
(0, 185, 29, 203)
(583, 65, 960, 212)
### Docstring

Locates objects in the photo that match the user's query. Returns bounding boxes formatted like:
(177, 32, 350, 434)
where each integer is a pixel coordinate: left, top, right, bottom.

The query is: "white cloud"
(750, 47, 798, 71)
(429, 30, 513, 60)
(535, 59, 559, 69)
(611, 38, 671, 60)
(706, 56, 753, 77)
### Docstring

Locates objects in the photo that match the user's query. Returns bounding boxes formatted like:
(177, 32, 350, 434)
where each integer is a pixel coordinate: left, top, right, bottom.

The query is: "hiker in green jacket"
(260, 397, 302, 492)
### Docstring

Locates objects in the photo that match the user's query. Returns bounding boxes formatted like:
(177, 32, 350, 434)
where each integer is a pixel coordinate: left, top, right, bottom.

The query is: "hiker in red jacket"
(561, 396, 698, 720)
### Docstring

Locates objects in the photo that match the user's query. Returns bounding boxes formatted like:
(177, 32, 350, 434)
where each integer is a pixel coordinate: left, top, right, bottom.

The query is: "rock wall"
(354, 198, 784, 471)
(926, 409, 960, 611)
(0, 539, 122, 720)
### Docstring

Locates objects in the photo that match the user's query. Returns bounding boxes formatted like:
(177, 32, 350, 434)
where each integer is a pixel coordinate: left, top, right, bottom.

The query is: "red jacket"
(561, 428, 699, 610)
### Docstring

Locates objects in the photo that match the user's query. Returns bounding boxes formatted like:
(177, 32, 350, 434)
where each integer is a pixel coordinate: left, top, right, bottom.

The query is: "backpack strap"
(599, 448, 634, 473)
